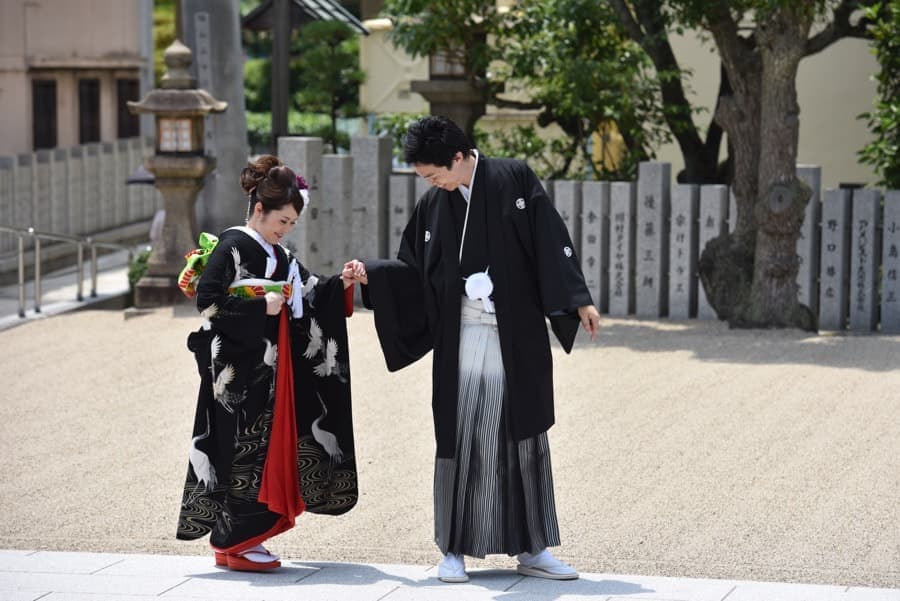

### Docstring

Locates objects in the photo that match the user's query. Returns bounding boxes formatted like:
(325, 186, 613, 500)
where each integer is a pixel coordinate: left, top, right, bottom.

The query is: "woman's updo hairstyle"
(240, 154, 306, 218)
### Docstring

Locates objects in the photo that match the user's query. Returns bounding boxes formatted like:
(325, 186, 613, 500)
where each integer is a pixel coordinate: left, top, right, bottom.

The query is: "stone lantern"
(127, 38, 227, 307)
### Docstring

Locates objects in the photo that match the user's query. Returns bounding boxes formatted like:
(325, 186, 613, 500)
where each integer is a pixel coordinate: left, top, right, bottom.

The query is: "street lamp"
(127, 34, 227, 307)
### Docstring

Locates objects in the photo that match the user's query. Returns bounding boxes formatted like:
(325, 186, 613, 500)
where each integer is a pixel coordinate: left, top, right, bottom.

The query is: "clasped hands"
(342, 260, 368, 286)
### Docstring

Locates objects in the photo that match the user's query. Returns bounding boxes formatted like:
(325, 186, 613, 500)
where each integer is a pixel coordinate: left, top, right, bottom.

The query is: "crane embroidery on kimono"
(303, 318, 323, 359)
(312, 391, 344, 483)
(312, 338, 347, 382)
(230, 247, 252, 283)
(189, 410, 217, 491)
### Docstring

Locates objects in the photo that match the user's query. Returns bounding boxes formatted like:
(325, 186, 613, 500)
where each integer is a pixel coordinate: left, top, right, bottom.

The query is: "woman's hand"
(577, 304, 601, 341)
(342, 260, 368, 285)
(265, 291, 284, 315)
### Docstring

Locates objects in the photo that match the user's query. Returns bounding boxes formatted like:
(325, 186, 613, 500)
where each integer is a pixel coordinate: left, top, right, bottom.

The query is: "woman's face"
(252, 204, 299, 245)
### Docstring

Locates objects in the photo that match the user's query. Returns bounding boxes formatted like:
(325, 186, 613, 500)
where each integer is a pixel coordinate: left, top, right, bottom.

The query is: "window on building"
(32, 80, 58, 150)
(116, 79, 141, 138)
(78, 78, 101, 143)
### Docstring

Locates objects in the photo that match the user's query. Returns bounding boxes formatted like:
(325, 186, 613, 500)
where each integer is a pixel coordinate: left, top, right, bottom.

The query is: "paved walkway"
(3, 549, 898, 601)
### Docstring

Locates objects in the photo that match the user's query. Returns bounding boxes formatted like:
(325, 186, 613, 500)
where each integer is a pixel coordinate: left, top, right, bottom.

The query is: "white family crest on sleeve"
(563, 246, 573, 257)
(425, 230, 431, 243)
(515, 198, 526, 210)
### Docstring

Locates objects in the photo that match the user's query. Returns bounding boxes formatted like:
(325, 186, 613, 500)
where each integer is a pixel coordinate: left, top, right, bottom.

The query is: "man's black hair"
(403, 116, 475, 168)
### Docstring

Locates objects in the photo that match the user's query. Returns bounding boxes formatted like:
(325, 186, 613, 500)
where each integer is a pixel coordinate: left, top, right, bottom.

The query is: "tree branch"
(804, 0, 874, 56)
(608, 0, 644, 44)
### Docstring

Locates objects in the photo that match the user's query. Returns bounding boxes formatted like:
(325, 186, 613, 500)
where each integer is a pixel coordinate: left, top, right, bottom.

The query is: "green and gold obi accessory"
(228, 279, 293, 301)
(178, 232, 219, 298)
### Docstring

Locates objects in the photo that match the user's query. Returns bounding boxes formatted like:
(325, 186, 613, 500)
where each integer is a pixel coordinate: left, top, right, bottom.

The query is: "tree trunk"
(738, 8, 816, 330)
(698, 7, 817, 331)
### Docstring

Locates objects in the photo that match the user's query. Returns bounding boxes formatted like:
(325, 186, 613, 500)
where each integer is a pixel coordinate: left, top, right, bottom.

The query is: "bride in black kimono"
(176, 155, 357, 572)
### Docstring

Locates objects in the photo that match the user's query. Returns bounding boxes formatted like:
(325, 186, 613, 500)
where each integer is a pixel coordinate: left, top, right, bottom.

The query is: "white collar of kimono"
(228, 226, 306, 319)
(230, 226, 277, 278)
(457, 149, 479, 203)
(457, 149, 479, 264)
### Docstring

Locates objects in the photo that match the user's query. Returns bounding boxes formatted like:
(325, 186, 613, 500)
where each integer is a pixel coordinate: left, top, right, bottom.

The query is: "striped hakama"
(433, 296, 561, 557)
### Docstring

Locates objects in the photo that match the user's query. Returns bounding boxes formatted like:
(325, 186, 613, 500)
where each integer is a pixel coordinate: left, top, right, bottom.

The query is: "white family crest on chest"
(425, 230, 431, 243)
(515, 197, 526, 210)
(563, 246, 573, 257)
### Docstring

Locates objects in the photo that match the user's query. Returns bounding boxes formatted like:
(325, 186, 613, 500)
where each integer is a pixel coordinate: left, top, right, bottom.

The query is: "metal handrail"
(0, 225, 135, 318)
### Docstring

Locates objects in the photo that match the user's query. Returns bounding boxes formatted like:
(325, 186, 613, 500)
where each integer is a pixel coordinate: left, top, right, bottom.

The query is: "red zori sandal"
(214, 545, 281, 572)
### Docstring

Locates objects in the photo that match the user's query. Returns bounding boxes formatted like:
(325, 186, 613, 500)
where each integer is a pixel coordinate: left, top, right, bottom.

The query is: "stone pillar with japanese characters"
(880, 190, 900, 333)
(698, 185, 729, 319)
(581, 181, 610, 312)
(608, 182, 636, 316)
(635, 162, 670, 317)
(554, 180, 582, 256)
(351, 135, 392, 259)
(668, 184, 699, 319)
(796, 165, 822, 315)
(278, 136, 323, 267)
(389, 173, 415, 258)
(849, 189, 882, 331)
(817, 188, 852, 331)
(321, 154, 354, 274)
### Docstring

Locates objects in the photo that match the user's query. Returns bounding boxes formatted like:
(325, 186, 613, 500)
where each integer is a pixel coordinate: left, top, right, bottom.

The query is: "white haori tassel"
(465, 270, 495, 314)
(287, 260, 304, 318)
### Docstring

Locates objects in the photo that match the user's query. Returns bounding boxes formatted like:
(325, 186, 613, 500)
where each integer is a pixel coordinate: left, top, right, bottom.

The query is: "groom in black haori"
(345, 116, 601, 582)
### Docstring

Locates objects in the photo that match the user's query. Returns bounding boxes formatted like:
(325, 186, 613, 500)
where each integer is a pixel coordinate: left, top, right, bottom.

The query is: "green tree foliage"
(373, 112, 427, 162)
(383, 0, 502, 84)
(382, 0, 672, 180)
(152, 0, 175, 86)
(293, 21, 366, 152)
(496, 0, 673, 180)
(858, 0, 900, 189)
(242, 18, 364, 153)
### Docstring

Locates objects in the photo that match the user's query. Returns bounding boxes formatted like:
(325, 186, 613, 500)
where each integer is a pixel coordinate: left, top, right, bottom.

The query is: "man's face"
(414, 152, 465, 191)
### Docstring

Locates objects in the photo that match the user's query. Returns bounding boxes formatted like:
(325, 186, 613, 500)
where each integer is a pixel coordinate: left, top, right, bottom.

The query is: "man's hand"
(577, 304, 601, 341)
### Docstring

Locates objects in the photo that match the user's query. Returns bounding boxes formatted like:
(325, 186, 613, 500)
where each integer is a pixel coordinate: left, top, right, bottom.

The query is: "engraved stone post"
(581, 181, 610, 312)
(608, 182, 636, 316)
(83, 145, 101, 236)
(553, 180, 582, 255)
(669, 184, 699, 319)
(817, 189, 852, 331)
(182, 0, 249, 235)
(50, 149, 69, 235)
(796, 165, 821, 315)
(351, 135, 392, 259)
(636, 162, 670, 317)
(67, 147, 86, 236)
(100, 143, 116, 230)
(0, 157, 14, 253)
(698, 185, 729, 319)
(849, 189, 882, 331)
(14, 154, 35, 233)
(880, 190, 900, 333)
(389, 173, 415, 258)
(34, 151, 52, 232)
(278, 136, 323, 263)
(322, 154, 354, 273)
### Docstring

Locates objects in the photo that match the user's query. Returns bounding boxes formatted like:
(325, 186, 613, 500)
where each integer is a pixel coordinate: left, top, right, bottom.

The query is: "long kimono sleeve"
(361, 211, 432, 371)
(522, 166, 594, 351)
(289, 265, 358, 515)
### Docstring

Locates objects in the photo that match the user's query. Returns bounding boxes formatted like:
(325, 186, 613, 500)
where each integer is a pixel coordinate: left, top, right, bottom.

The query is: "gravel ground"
(1, 307, 898, 587)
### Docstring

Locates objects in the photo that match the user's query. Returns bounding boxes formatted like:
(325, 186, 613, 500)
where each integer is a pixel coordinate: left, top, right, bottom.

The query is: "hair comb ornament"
(296, 173, 311, 212)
